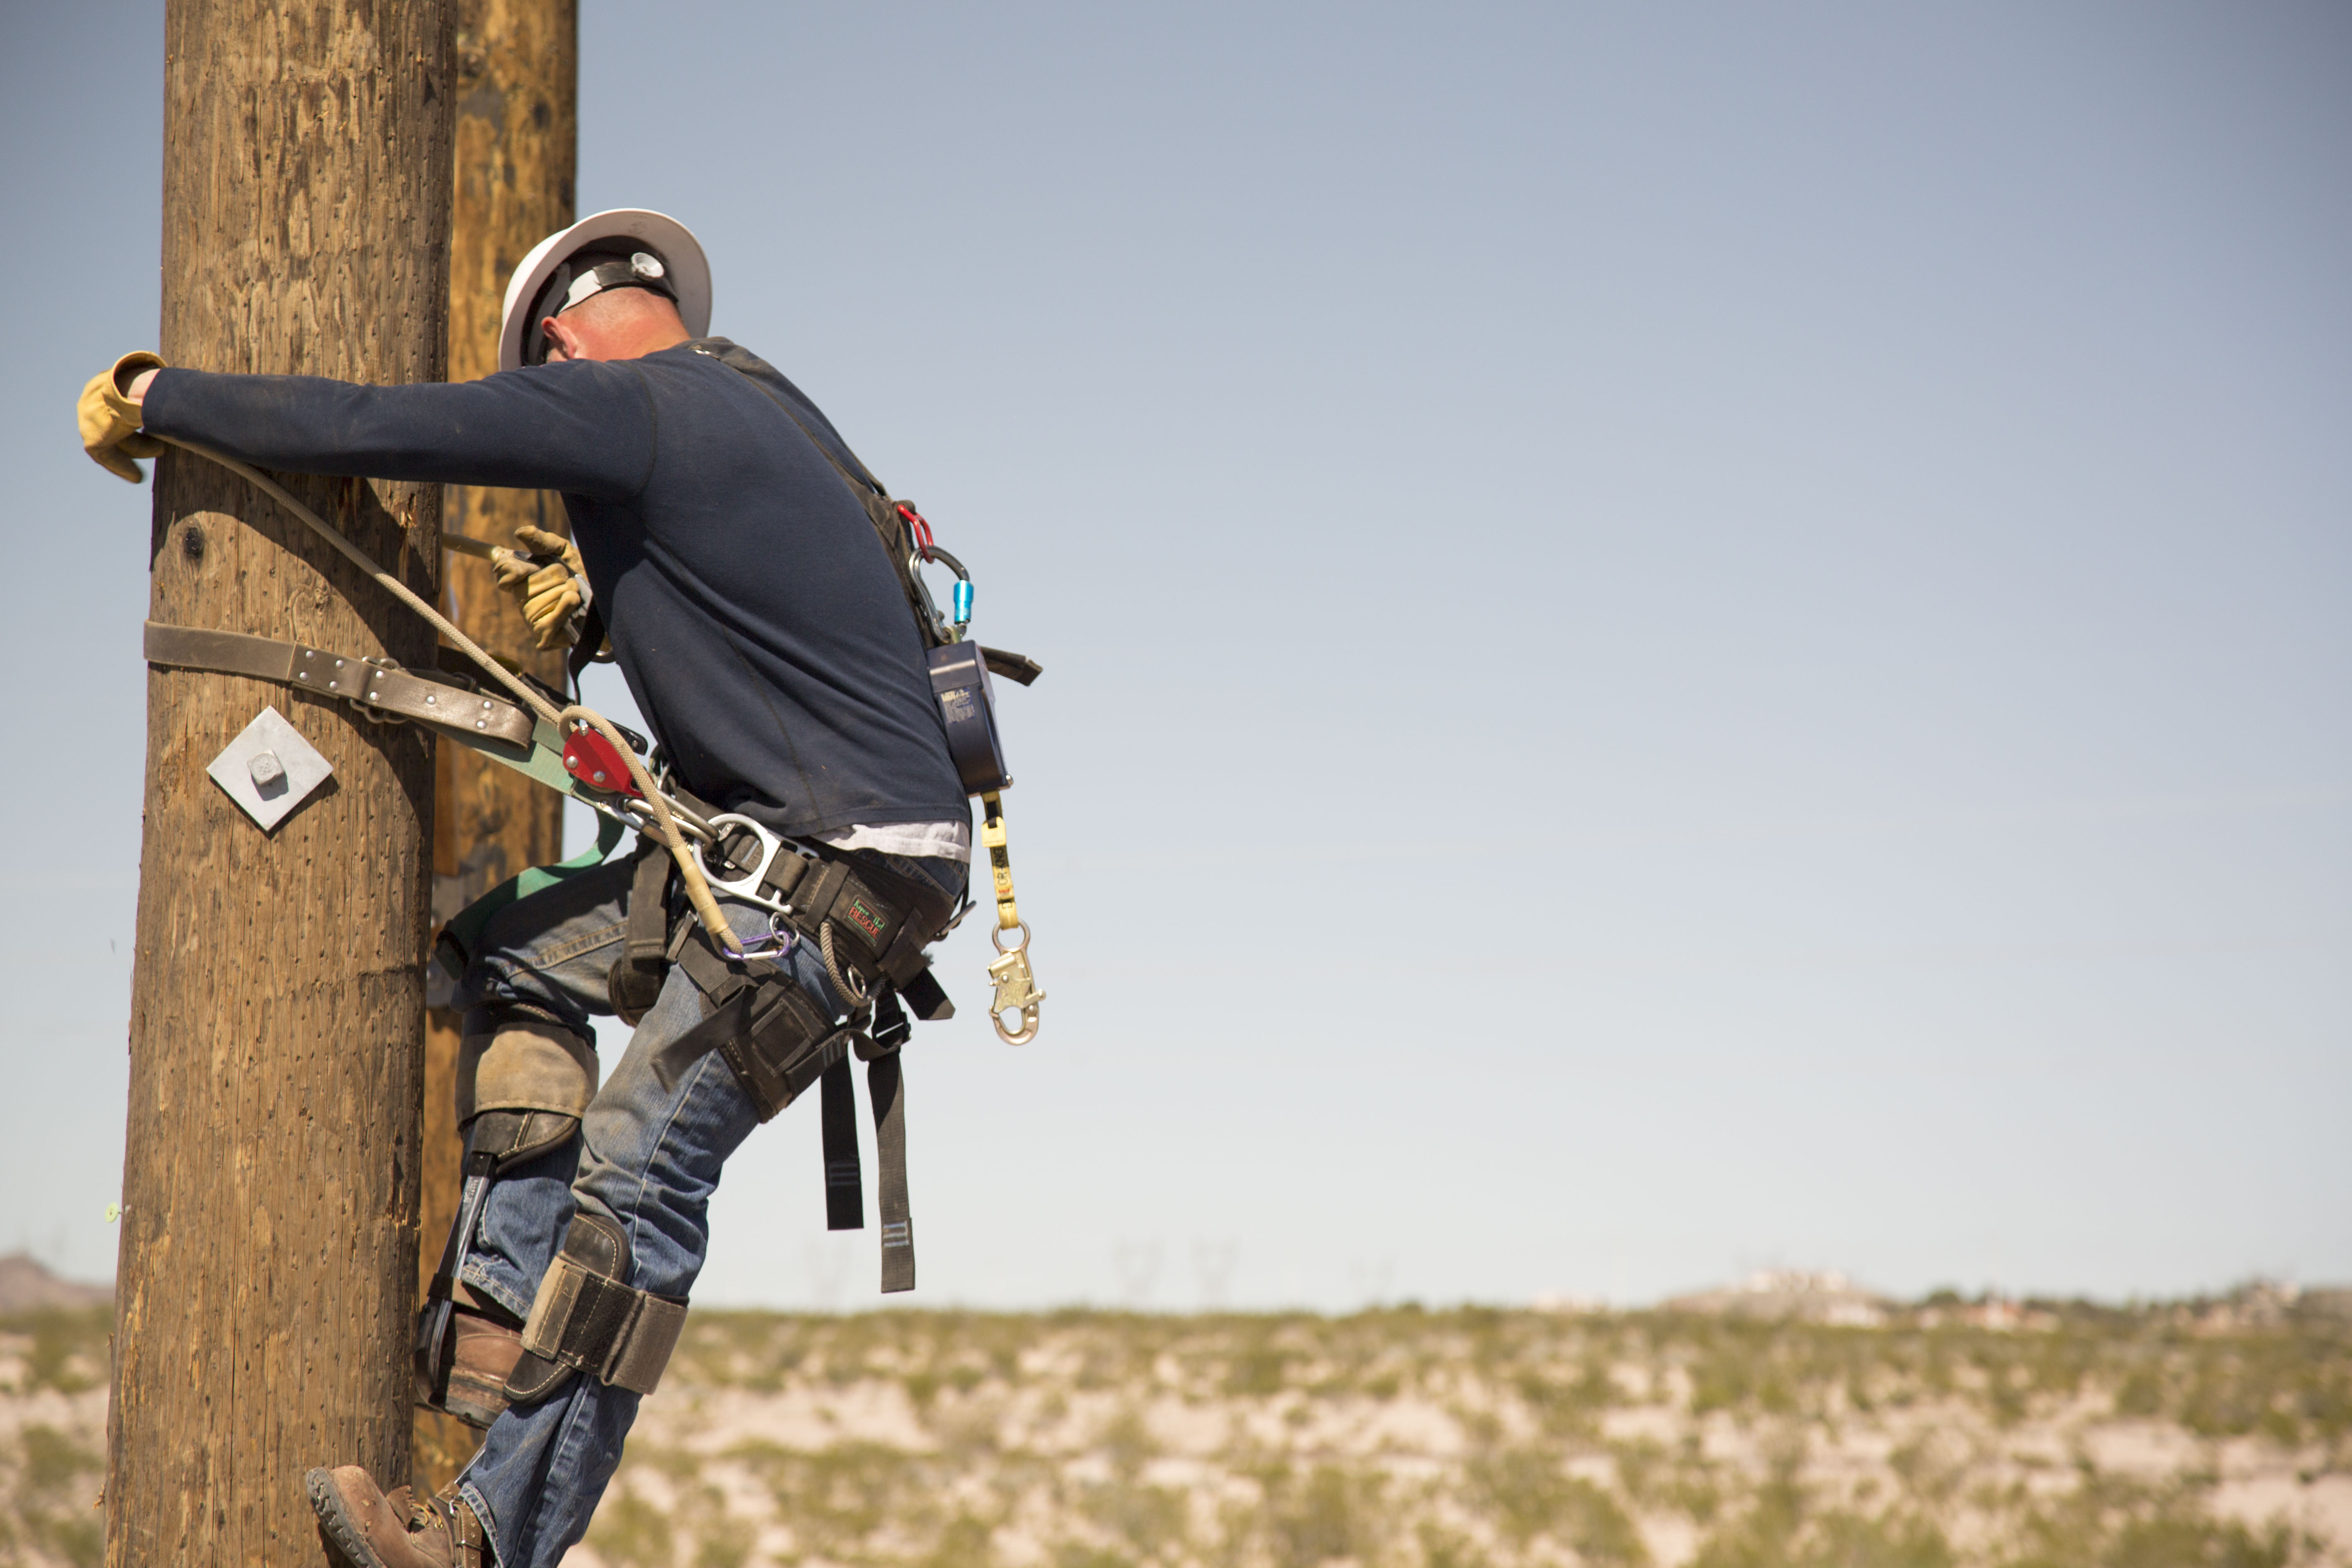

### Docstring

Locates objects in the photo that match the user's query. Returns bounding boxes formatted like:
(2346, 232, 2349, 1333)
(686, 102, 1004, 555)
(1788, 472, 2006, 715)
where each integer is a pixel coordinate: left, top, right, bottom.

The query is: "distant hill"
(1660, 1267, 1891, 1325)
(0, 1253, 110, 1314)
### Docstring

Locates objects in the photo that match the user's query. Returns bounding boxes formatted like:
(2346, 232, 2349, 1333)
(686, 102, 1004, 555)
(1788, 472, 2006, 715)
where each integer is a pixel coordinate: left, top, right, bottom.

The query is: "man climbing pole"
(80, 210, 988, 1568)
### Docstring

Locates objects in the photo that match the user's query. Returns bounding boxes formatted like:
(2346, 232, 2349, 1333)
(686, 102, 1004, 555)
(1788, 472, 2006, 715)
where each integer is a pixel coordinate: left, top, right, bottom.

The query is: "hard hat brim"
(497, 209, 713, 374)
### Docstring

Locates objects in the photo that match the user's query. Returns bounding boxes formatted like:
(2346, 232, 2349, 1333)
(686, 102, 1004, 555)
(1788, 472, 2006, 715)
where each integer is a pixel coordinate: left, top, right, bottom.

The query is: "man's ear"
(541, 314, 577, 362)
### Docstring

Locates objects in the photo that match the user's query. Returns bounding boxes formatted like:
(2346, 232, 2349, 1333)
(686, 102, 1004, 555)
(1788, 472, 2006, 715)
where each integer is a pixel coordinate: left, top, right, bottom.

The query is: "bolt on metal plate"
(207, 705, 333, 831)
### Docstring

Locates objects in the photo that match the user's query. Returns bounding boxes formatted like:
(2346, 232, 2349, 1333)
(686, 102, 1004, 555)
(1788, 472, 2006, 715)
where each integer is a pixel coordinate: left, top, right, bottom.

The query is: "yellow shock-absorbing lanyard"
(979, 790, 1043, 1044)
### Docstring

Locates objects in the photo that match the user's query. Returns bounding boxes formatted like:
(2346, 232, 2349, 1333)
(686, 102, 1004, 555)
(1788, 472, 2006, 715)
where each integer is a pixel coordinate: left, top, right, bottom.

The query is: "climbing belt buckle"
(352, 656, 412, 729)
(986, 921, 1043, 1045)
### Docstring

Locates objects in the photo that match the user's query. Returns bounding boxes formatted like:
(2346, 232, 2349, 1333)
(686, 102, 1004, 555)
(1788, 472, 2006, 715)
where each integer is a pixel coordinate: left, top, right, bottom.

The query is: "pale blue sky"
(2, 2, 2346, 1309)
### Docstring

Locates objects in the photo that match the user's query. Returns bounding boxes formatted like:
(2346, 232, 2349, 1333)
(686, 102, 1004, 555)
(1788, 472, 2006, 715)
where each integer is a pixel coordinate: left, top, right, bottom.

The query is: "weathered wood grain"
(415, 0, 578, 1497)
(109, 3, 455, 1562)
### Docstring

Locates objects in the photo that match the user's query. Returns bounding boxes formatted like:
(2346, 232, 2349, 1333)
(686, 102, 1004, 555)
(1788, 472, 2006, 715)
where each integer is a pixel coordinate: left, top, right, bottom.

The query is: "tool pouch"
(655, 924, 864, 1121)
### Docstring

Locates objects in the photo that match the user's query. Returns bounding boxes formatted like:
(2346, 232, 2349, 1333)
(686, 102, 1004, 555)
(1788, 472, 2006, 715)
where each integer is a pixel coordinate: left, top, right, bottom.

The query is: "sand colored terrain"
(572, 1294, 2350, 1568)
(2, 1290, 2346, 1567)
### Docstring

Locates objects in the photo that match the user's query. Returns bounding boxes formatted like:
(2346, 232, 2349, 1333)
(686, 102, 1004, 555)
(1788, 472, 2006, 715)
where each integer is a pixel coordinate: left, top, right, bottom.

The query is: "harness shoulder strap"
(696, 344, 941, 651)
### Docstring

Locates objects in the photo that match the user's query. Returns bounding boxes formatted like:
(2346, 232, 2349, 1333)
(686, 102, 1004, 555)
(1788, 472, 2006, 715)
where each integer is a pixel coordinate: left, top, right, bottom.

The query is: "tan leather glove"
(78, 352, 167, 482)
(490, 523, 590, 650)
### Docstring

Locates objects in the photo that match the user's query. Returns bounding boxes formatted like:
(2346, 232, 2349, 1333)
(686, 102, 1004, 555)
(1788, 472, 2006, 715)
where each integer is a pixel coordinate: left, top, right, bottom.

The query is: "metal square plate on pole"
(205, 705, 334, 831)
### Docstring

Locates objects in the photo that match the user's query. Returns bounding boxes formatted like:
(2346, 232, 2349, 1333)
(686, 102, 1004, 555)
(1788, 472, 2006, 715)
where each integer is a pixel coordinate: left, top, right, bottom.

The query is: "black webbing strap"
(608, 835, 676, 1025)
(868, 1048, 914, 1293)
(820, 1056, 863, 1231)
(652, 935, 773, 1081)
(739, 848, 957, 993)
(812, 1040, 914, 1291)
(649, 937, 762, 1084)
(624, 839, 673, 964)
(684, 788, 958, 996)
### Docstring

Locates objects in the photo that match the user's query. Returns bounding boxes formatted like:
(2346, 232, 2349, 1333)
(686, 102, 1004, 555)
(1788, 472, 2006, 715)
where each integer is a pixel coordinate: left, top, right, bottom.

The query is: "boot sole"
(305, 1467, 390, 1568)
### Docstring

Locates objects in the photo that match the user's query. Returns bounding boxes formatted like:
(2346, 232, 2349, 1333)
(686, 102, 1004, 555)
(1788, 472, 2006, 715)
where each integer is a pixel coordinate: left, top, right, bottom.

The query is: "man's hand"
(491, 523, 591, 650)
(77, 352, 167, 482)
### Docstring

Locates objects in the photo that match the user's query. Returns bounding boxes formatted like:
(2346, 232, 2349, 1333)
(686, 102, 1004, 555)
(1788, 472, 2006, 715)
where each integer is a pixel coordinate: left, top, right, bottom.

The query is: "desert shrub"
(1253, 1463, 1382, 1568)
(1076, 1476, 1188, 1558)
(8, 1422, 104, 1568)
(2099, 1516, 2291, 1568)
(1464, 1449, 1646, 1565)
(728, 1437, 949, 1556)
(0, 1308, 110, 1396)
(583, 1490, 675, 1568)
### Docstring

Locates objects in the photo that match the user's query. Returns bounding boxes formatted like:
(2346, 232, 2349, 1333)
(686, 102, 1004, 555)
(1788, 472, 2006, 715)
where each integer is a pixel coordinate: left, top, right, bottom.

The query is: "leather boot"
(306, 1467, 487, 1568)
(445, 1294, 525, 1429)
(418, 1284, 524, 1429)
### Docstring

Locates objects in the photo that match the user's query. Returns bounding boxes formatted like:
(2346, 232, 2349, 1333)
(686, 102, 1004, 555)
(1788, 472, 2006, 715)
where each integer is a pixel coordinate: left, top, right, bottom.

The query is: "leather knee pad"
(457, 1021, 597, 1169)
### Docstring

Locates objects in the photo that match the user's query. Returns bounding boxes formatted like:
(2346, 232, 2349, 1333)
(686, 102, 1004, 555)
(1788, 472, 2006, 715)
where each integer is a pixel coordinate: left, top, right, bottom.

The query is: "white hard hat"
(497, 209, 713, 373)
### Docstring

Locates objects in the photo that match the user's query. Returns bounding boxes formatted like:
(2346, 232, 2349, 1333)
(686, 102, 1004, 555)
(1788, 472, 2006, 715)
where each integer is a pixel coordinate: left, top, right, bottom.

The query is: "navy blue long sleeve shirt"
(142, 339, 967, 839)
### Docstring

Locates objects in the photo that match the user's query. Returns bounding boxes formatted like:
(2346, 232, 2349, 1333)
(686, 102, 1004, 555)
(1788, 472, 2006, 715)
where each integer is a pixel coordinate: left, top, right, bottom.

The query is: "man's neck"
(600, 320, 692, 361)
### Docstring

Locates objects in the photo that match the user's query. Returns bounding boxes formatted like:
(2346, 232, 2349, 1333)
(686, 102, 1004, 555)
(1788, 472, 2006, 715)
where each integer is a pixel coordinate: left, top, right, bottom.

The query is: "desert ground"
(3, 1277, 2346, 1567)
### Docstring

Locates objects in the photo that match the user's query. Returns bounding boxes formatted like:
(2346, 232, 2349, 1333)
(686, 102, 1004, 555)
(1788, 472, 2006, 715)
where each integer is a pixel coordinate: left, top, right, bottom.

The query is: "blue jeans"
(446, 845, 964, 1568)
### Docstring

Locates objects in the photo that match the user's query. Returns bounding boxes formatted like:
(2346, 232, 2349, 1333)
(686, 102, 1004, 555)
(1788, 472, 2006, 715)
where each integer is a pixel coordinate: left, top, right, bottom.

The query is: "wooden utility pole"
(414, 0, 578, 1494)
(108, 2, 453, 1564)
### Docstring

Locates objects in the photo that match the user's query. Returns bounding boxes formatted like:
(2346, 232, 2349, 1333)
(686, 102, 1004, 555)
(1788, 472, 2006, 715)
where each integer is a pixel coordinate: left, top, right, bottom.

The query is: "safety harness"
(693, 340, 1046, 1041)
(148, 348, 1042, 1414)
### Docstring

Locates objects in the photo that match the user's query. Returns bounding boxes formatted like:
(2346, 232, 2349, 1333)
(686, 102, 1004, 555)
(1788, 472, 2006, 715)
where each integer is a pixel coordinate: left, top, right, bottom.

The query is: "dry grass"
(572, 1299, 2352, 1568)
(4, 1296, 2346, 1568)
(0, 1307, 111, 1568)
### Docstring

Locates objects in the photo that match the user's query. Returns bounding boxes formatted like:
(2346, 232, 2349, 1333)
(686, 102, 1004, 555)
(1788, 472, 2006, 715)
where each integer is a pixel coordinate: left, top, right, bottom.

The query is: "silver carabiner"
(907, 545, 972, 643)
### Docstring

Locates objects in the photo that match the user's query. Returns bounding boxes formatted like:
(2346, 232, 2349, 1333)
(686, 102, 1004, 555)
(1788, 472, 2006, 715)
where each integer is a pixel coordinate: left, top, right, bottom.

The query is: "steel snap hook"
(985, 920, 1043, 1045)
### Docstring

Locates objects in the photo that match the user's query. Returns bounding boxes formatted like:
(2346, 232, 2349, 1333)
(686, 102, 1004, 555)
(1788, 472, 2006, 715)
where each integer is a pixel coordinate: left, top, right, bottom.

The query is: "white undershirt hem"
(814, 819, 972, 863)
